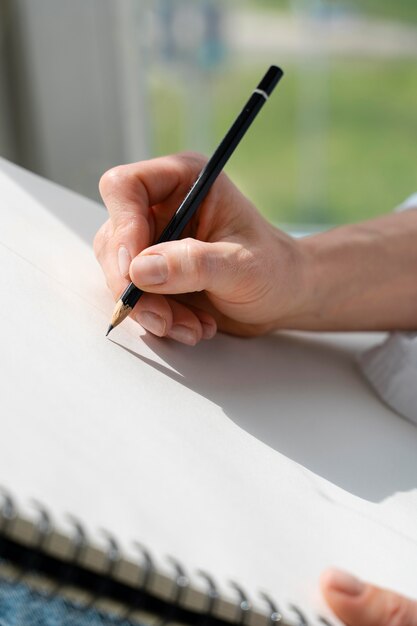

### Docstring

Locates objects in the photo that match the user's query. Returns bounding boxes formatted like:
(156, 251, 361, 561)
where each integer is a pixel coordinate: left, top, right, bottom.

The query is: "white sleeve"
(358, 193, 417, 425)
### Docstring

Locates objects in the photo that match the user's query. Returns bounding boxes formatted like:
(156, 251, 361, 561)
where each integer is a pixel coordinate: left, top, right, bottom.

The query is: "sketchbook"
(0, 156, 417, 626)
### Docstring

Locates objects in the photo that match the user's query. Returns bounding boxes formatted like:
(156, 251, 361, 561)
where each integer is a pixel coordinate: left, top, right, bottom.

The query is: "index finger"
(95, 152, 205, 296)
(99, 152, 205, 234)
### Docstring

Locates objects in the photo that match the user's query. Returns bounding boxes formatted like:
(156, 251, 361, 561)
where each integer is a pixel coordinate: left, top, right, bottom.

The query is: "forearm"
(288, 208, 417, 331)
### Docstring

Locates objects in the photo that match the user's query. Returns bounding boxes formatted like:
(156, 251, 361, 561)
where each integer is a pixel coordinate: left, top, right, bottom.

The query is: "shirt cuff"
(358, 193, 417, 424)
(395, 192, 417, 212)
(358, 332, 417, 424)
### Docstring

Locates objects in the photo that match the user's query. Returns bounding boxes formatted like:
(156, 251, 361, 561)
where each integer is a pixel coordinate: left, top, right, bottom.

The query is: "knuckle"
(99, 165, 130, 198)
(93, 220, 112, 259)
(112, 215, 149, 253)
(177, 151, 208, 177)
(236, 244, 254, 269)
(93, 233, 101, 260)
(113, 214, 143, 237)
(179, 150, 206, 164)
(182, 238, 207, 291)
(235, 245, 258, 281)
(382, 593, 413, 626)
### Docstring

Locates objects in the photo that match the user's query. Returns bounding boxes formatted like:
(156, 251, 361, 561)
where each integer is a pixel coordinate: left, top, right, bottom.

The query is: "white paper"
(1, 158, 417, 625)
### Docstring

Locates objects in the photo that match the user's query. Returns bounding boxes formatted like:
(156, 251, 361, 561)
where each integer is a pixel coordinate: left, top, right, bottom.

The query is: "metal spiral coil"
(0, 489, 16, 532)
(0, 488, 336, 626)
(157, 556, 190, 626)
(229, 580, 252, 626)
(259, 591, 283, 624)
(196, 569, 220, 622)
(289, 604, 309, 625)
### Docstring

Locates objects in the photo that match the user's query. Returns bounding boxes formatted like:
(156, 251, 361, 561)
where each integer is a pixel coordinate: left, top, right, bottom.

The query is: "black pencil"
(106, 64, 283, 336)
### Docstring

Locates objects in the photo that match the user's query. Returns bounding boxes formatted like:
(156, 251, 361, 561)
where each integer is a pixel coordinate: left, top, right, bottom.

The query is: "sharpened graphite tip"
(106, 324, 114, 337)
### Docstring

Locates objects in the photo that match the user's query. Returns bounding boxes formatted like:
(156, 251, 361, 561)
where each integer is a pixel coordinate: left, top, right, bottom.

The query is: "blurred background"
(0, 0, 416, 229)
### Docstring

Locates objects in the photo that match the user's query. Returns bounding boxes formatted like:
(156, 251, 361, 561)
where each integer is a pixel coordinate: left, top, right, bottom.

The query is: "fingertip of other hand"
(321, 568, 365, 598)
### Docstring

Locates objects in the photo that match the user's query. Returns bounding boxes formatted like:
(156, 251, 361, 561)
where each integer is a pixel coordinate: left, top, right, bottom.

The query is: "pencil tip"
(106, 325, 113, 337)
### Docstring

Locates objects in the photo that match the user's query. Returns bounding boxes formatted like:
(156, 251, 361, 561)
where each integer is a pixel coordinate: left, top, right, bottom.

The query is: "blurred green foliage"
(354, 0, 417, 22)
(151, 58, 416, 226)
(248, 0, 417, 24)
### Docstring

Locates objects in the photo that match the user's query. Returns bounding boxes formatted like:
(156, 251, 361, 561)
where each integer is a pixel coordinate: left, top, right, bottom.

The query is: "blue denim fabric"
(0, 577, 139, 626)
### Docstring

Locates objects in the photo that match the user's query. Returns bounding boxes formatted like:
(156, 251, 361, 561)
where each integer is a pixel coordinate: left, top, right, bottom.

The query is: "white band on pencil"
(253, 88, 268, 100)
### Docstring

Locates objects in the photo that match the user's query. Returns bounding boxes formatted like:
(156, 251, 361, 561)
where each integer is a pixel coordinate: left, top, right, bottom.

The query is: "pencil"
(106, 64, 283, 336)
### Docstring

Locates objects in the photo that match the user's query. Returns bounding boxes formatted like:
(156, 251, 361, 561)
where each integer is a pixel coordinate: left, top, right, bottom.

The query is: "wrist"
(273, 227, 354, 331)
(279, 226, 363, 330)
(266, 227, 322, 331)
(293, 231, 337, 329)
(297, 234, 325, 328)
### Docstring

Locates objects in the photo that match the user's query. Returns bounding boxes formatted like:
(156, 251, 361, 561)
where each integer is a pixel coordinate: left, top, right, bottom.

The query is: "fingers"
(321, 569, 417, 626)
(129, 237, 246, 296)
(96, 228, 218, 344)
(133, 294, 217, 345)
(95, 153, 207, 299)
(99, 153, 204, 229)
(98, 153, 205, 256)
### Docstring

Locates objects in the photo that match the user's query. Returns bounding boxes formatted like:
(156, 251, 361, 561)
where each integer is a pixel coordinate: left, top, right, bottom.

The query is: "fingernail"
(326, 569, 365, 596)
(131, 254, 168, 285)
(118, 245, 131, 278)
(168, 325, 198, 346)
(202, 323, 216, 340)
(136, 312, 166, 337)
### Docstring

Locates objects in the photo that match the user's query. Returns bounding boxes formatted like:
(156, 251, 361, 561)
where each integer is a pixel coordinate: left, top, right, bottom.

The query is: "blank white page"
(0, 158, 416, 625)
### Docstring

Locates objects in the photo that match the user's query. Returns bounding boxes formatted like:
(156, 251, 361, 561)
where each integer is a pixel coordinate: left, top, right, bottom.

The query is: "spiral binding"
(197, 570, 220, 624)
(0, 489, 334, 626)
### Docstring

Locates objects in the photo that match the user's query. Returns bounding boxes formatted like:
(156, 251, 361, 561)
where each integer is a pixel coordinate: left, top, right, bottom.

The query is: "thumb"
(129, 237, 245, 295)
(321, 569, 417, 626)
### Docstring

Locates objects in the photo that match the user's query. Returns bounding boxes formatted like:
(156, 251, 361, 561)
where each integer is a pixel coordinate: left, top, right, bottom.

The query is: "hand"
(94, 152, 310, 345)
(321, 569, 417, 626)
